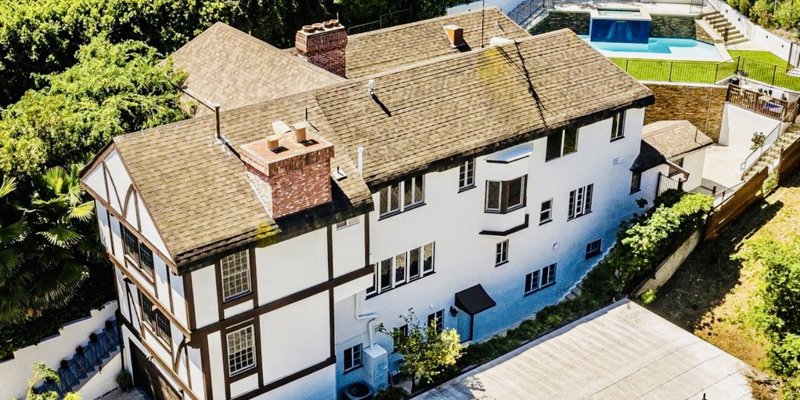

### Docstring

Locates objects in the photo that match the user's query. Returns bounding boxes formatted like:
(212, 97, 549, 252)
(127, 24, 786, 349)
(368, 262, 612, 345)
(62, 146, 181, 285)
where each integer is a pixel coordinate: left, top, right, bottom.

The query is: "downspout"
(354, 292, 377, 349)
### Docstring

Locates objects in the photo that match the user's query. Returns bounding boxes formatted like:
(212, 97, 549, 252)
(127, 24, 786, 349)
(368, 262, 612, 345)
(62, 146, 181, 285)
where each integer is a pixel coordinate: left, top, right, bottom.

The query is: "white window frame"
(568, 184, 594, 220)
(379, 176, 425, 217)
(458, 159, 476, 191)
(541, 263, 557, 287)
(369, 242, 435, 297)
(539, 199, 553, 225)
(611, 111, 626, 141)
(524, 270, 541, 295)
(221, 250, 251, 302)
(343, 344, 363, 373)
(427, 310, 444, 334)
(226, 325, 256, 377)
(495, 240, 509, 266)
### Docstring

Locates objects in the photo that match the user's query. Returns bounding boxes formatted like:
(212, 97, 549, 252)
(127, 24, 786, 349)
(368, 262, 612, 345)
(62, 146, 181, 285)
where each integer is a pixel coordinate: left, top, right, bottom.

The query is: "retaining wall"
(634, 229, 702, 295)
(0, 301, 119, 399)
(644, 83, 727, 141)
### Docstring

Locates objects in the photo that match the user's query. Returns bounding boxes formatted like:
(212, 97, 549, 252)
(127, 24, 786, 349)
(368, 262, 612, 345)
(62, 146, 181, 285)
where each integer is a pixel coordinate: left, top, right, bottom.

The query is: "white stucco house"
(77, 8, 682, 400)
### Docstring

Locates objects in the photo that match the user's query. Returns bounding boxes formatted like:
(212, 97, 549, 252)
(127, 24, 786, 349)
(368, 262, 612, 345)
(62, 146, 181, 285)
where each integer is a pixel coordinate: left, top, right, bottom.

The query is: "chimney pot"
(302, 25, 314, 33)
(323, 20, 334, 28)
(266, 135, 281, 151)
(312, 22, 324, 31)
(444, 24, 465, 47)
(293, 122, 307, 143)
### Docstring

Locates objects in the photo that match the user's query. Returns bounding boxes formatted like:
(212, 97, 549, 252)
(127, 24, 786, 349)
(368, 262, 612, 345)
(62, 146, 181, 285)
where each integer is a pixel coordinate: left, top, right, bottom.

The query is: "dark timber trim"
(221, 318, 263, 399)
(191, 265, 372, 340)
(234, 357, 335, 400)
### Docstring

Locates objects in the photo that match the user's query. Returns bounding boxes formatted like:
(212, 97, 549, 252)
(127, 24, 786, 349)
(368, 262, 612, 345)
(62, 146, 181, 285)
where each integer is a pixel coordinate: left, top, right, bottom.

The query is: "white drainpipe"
(354, 291, 377, 349)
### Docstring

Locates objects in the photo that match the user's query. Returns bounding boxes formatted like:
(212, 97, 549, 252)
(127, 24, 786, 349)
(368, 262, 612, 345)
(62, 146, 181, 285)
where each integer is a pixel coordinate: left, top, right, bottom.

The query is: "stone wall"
(644, 83, 727, 141)
(529, 11, 590, 35)
(649, 14, 697, 38)
(695, 20, 716, 43)
(634, 230, 701, 296)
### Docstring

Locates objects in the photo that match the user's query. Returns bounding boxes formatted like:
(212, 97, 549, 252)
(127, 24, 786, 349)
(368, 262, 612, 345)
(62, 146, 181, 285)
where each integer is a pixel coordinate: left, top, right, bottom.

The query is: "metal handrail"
(739, 121, 783, 173)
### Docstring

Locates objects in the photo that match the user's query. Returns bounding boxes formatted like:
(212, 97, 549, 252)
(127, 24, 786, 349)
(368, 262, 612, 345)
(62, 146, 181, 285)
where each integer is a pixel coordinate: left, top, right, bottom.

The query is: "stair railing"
(740, 121, 784, 175)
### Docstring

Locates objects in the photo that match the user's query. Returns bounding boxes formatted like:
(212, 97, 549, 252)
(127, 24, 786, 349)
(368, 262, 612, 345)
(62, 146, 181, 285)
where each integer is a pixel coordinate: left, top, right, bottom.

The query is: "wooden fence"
(704, 167, 768, 241)
(779, 137, 800, 184)
(726, 84, 799, 122)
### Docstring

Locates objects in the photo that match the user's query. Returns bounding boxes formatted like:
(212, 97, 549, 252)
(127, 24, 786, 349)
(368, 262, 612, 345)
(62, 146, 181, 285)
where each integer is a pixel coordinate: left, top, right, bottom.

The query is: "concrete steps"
(561, 246, 614, 302)
(742, 125, 800, 181)
(701, 11, 746, 45)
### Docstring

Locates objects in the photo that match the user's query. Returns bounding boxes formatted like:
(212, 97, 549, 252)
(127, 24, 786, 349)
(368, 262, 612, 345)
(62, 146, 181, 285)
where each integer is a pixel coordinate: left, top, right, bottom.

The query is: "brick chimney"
(444, 25, 465, 48)
(296, 19, 348, 78)
(240, 121, 334, 218)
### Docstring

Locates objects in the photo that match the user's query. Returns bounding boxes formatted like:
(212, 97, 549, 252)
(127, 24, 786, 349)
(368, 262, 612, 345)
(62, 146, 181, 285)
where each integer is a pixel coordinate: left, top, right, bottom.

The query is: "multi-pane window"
(630, 171, 642, 194)
(393, 325, 409, 353)
(586, 239, 602, 259)
(427, 310, 444, 334)
(568, 184, 594, 220)
(542, 264, 557, 287)
(139, 292, 170, 345)
(485, 176, 527, 213)
(221, 250, 251, 302)
(539, 199, 553, 225)
(459, 159, 476, 191)
(336, 217, 360, 230)
(524, 270, 540, 295)
(525, 264, 557, 295)
(369, 243, 435, 297)
(123, 227, 138, 260)
(343, 344, 363, 372)
(611, 111, 626, 141)
(227, 326, 256, 376)
(138, 244, 154, 276)
(545, 127, 579, 161)
(380, 176, 425, 217)
(495, 240, 509, 266)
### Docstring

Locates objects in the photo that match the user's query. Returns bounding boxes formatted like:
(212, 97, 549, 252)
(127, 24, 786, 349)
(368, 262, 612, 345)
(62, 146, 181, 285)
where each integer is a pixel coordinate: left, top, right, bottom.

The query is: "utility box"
(362, 344, 389, 391)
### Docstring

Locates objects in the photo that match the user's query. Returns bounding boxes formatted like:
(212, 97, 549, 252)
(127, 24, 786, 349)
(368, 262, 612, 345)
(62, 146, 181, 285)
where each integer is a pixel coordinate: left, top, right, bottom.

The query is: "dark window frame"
(630, 171, 642, 194)
(546, 127, 579, 161)
(585, 239, 602, 259)
(485, 176, 527, 214)
(611, 111, 626, 141)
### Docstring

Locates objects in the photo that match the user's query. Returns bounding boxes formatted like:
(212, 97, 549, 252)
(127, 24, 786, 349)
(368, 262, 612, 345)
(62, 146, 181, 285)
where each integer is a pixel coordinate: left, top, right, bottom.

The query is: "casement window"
(393, 325, 409, 353)
(343, 344, 363, 372)
(369, 243, 435, 297)
(427, 310, 444, 334)
(495, 240, 509, 266)
(485, 176, 527, 213)
(139, 292, 170, 345)
(525, 264, 557, 296)
(123, 227, 138, 260)
(227, 325, 256, 376)
(539, 199, 553, 225)
(459, 159, 476, 191)
(336, 217, 360, 230)
(524, 270, 540, 295)
(611, 111, 626, 141)
(545, 127, 579, 161)
(138, 244, 154, 277)
(630, 171, 642, 194)
(568, 184, 594, 220)
(380, 176, 425, 217)
(221, 250, 251, 302)
(585, 239, 602, 259)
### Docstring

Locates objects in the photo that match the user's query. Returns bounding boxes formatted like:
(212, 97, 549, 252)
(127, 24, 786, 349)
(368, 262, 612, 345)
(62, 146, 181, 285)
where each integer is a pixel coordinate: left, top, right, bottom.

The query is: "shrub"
(374, 386, 410, 400)
(640, 289, 657, 305)
(116, 370, 133, 392)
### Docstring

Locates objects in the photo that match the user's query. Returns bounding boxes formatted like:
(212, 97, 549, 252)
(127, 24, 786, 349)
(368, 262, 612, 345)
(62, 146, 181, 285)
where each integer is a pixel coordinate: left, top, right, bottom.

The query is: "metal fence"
(508, 0, 551, 26)
(612, 58, 733, 84)
(347, 8, 413, 35)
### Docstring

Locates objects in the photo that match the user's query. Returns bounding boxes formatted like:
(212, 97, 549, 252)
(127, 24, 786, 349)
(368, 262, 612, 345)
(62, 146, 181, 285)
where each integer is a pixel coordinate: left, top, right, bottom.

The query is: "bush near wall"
(414, 191, 713, 394)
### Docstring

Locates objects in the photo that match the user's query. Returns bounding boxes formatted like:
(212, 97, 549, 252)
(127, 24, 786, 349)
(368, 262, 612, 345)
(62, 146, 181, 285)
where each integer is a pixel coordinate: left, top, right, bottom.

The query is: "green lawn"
(611, 50, 800, 90)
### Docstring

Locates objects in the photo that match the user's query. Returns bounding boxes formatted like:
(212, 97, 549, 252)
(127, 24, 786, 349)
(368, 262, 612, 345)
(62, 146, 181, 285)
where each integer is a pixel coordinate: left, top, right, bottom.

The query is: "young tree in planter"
(378, 310, 462, 392)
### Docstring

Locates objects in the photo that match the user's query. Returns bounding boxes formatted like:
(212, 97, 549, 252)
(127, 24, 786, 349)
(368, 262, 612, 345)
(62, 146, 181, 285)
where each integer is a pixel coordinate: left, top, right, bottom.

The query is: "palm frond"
(38, 225, 82, 247)
(68, 201, 95, 222)
(0, 176, 17, 199)
(0, 219, 26, 244)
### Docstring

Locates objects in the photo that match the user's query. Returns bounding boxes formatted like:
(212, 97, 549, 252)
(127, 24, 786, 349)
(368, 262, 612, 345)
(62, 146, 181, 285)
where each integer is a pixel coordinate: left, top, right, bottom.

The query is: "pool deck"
(556, 1, 703, 16)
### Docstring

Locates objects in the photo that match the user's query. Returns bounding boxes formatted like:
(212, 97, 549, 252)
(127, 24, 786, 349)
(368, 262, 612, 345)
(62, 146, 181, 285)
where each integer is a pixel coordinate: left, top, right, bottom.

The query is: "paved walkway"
(414, 300, 753, 400)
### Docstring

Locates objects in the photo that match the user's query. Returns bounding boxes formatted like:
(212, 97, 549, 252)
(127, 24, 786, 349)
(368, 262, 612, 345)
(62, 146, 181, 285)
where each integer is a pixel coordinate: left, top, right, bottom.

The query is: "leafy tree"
(378, 310, 462, 391)
(0, 0, 227, 105)
(19, 362, 81, 400)
(0, 36, 187, 179)
(0, 165, 96, 324)
(0, 177, 27, 322)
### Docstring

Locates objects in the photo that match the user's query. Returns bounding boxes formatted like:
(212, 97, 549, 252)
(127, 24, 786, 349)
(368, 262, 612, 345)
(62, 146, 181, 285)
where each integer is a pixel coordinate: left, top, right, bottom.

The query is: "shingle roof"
(107, 29, 653, 268)
(345, 7, 530, 78)
(642, 120, 714, 159)
(170, 22, 343, 116)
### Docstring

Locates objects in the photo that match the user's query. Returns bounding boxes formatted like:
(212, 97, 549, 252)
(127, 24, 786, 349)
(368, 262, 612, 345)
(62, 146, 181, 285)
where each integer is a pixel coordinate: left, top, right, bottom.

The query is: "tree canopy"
(0, 37, 187, 178)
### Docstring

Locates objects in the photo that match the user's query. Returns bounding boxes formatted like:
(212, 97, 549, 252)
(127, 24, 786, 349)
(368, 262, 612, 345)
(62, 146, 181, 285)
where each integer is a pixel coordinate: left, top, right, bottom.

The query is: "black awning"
(454, 284, 496, 316)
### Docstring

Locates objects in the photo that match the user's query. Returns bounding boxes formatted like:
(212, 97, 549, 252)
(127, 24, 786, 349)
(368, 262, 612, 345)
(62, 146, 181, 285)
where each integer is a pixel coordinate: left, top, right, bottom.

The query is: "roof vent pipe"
(357, 146, 364, 176)
(367, 80, 375, 97)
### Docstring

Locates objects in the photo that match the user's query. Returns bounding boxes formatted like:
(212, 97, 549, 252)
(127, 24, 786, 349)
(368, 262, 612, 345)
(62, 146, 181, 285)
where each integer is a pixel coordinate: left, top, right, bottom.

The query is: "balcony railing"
(726, 84, 799, 122)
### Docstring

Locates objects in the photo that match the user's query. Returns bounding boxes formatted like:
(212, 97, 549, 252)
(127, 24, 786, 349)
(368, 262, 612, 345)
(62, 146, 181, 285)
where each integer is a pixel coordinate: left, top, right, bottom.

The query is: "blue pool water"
(579, 35, 724, 61)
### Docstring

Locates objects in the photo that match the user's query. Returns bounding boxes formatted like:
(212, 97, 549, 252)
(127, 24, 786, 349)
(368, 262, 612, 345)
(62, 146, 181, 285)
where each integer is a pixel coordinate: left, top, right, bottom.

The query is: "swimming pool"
(579, 36, 724, 61)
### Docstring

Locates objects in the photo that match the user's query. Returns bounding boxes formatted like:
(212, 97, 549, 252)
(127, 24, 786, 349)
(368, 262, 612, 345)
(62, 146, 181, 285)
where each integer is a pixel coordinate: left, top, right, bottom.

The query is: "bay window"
(485, 176, 527, 213)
